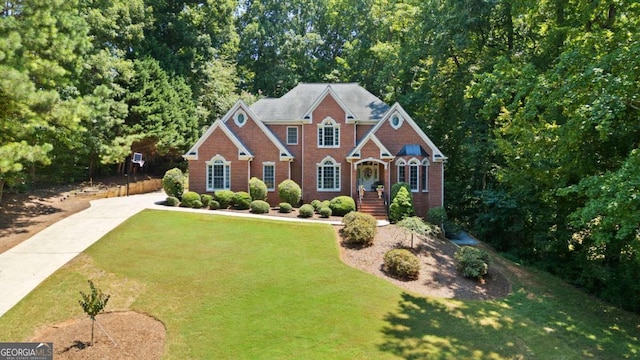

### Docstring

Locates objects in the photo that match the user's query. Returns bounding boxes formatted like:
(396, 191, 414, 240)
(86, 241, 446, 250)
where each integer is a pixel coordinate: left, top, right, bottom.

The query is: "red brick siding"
(188, 126, 242, 195)
(300, 94, 356, 202)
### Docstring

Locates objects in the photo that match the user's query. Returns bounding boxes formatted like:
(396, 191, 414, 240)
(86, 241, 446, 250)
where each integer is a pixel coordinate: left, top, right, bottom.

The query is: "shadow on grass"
(378, 292, 522, 359)
(379, 290, 640, 359)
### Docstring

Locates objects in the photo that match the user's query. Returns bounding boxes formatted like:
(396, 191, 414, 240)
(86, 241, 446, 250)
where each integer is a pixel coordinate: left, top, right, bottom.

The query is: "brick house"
(183, 83, 446, 218)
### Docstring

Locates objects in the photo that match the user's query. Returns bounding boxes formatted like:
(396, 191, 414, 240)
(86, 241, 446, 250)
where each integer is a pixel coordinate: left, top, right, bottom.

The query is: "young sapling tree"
(79, 280, 110, 346)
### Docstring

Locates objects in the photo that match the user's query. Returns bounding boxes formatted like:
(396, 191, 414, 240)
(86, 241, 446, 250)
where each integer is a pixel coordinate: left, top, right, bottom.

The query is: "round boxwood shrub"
(278, 202, 293, 213)
(427, 206, 448, 225)
(249, 177, 268, 201)
(318, 206, 332, 218)
(162, 168, 185, 198)
(454, 246, 490, 279)
(214, 190, 234, 209)
(201, 194, 214, 208)
(321, 200, 330, 209)
(298, 204, 315, 218)
(384, 249, 420, 280)
(250, 200, 270, 214)
(341, 211, 377, 246)
(310, 199, 322, 212)
(329, 195, 356, 216)
(232, 191, 252, 210)
(165, 196, 180, 207)
(209, 200, 220, 210)
(278, 179, 302, 206)
(181, 191, 202, 208)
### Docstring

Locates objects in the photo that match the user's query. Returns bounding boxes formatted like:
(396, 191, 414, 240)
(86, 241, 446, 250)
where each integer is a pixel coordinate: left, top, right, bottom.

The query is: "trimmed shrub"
(427, 206, 448, 225)
(278, 179, 302, 206)
(214, 190, 234, 209)
(165, 196, 180, 207)
(278, 202, 293, 213)
(181, 191, 202, 208)
(298, 204, 315, 218)
(341, 212, 377, 246)
(343, 211, 377, 228)
(390, 182, 411, 203)
(389, 187, 415, 223)
(384, 249, 420, 280)
(162, 168, 185, 198)
(310, 199, 322, 212)
(250, 200, 270, 214)
(232, 191, 252, 210)
(209, 200, 220, 210)
(454, 246, 490, 279)
(329, 196, 356, 216)
(249, 177, 268, 201)
(321, 200, 330, 209)
(201, 194, 214, 208)
(318, 206, 332, 218)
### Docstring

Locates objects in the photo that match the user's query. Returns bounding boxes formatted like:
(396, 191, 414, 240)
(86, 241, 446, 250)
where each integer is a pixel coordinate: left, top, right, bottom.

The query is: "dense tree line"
(1, 0, 638, 310)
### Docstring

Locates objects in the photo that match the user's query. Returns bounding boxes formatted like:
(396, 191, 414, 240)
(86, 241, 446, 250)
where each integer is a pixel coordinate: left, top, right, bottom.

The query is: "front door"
(358, 164, 378, 191)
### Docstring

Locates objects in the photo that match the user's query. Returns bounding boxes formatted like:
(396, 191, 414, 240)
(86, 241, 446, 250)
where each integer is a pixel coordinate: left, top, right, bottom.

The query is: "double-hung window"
(317, 157, 340, 191)
(409, 159, 420, 192)
(287, 127, 298, 145)
(263, 163, 275, 191)
(396, 159, 406, 183)
(318, 118, 339, 147)
(421, 159, 429, 192)
(206, 156, 230, 191)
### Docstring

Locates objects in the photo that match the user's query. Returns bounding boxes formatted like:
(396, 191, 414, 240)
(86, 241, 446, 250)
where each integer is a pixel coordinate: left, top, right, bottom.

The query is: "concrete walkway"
(0, 191, 387, 318)
(0, 192, 166, 318)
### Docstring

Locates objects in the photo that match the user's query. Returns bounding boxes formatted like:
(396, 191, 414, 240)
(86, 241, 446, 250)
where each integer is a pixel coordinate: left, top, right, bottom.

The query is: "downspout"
(300, 122, 304, 198)
(247, 159, 252, 192)
(441, 160, 445, 207)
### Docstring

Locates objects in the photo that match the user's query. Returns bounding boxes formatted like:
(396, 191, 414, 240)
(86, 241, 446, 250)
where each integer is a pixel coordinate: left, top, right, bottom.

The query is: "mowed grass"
(1, 209, 639, 359)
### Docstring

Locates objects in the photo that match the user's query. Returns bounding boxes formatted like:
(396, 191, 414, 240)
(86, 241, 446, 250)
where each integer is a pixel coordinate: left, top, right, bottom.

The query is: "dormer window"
(234, 111, 247, 127)
(317, 118, 340, 148)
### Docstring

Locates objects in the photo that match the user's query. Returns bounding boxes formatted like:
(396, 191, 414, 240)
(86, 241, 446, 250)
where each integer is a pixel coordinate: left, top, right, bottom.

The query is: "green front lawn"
(1, 210, 638, 359)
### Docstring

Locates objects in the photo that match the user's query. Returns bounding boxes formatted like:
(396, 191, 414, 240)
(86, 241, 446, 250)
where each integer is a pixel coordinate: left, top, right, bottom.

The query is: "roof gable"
(221, 100, 294, 161)
(347, 134, 393, 160)
(365, 103, 447, 162)
(183, 120, 252, 161)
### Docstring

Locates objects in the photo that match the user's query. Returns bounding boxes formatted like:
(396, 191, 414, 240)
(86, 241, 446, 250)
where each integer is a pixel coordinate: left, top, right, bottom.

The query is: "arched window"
(206, 155, 230, 191)
(421, 159, 429, 192)
(317, 118, 340, 147)
(317, 156, 341, 191)
(408, 158, 420, 192)
(396, 159, 406, 183)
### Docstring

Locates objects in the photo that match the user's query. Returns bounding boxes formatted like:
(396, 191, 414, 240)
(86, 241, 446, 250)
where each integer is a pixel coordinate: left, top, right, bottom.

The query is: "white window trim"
(206, 155, 231, 191)
(316, 156, 341, 191)
(234, 110, 247, 127)
(408, 158, 420, 192)
(390, 112, 403, 130)
(421, 159, 430, 192)
(286, 126, 298, 145)
(263, 162, 276, 191)
(396, 158, 406, 184)
(317, 117, 340, 148)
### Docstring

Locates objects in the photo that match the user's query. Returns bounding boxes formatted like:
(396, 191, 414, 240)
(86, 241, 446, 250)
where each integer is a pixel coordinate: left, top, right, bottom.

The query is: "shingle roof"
(250, 83, 389, 121)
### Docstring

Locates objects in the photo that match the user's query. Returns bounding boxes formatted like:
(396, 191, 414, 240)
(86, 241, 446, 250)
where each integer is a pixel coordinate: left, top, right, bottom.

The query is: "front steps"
(358, 193, 387, 220)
